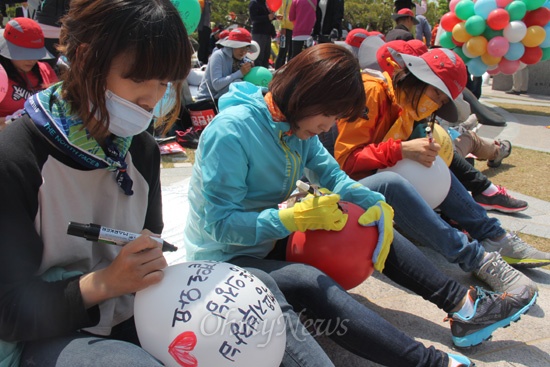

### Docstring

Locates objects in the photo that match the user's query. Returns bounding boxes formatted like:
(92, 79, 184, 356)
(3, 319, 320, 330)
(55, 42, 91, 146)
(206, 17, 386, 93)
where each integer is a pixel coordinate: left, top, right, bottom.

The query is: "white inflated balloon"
(503, 21, 528, 43)
(247, 40, 261, 61)
(135, 261, 286, 367)
(379, 156, 451, 209)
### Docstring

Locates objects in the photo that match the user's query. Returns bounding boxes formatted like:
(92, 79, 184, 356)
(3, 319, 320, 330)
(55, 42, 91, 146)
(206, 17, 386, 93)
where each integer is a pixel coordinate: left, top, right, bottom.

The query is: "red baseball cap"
(345, 28, 370, 49)
(0, 17, 54, 60)
(391, 8, 419, 25)
(401, 48, 467, 121)
(218, 28, 258, 53)
(376, 39, 428, 75)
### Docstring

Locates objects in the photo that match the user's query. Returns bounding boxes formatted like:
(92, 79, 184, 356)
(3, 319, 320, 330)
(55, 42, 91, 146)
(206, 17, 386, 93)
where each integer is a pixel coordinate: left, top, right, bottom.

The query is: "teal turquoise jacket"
(184, 82, 385, 261)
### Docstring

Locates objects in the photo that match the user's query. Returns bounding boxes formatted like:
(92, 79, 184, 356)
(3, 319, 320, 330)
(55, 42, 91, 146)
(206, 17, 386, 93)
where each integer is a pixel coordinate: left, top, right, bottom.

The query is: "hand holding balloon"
(401, 138, 441, 167)
(240, 61, 254, 76)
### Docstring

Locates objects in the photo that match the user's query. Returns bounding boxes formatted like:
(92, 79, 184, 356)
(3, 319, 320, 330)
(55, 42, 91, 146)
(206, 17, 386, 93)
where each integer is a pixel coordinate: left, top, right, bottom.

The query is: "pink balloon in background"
(0, 64, 8, 103)
(499, 58, 520, 74)
(450, 0, 461, 13)
(496, 0, 513, 8)
(487, 36, 510, 56)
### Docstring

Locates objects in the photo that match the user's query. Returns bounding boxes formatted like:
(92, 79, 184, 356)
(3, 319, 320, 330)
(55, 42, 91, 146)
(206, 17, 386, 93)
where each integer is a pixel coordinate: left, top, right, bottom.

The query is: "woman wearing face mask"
(0, 17, 58, 130)
(0, 0, 192, 365)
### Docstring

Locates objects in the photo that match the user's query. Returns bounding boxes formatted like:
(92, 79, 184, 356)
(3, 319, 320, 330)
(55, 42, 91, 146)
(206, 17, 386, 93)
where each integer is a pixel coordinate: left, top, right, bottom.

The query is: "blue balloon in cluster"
(474, 0, 498, 19)
(505, 42, 525, 60)
(541, 24, 550, 48)
(467, 56, 489, 76)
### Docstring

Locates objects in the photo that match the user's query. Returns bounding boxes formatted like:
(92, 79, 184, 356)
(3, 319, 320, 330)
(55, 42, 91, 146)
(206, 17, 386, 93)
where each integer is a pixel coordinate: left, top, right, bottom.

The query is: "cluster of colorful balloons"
(438, 0, 550, 76)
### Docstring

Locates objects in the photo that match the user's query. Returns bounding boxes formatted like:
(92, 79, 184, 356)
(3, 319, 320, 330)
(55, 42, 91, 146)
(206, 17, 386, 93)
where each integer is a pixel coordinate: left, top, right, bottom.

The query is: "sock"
(455, 289, 476, 318)
(482, 184, 499, 196)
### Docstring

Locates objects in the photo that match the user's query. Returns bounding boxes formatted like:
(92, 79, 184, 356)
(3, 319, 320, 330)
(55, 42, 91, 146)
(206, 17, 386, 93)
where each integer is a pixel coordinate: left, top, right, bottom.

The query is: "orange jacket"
(335, 71, 413, 180)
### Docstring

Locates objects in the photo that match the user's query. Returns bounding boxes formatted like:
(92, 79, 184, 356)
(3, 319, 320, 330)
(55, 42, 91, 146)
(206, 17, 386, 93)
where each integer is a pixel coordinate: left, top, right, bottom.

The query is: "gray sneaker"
(474, 252, 538, 294)
(482, 232, 550, 268)
(487, 140, 511, 168)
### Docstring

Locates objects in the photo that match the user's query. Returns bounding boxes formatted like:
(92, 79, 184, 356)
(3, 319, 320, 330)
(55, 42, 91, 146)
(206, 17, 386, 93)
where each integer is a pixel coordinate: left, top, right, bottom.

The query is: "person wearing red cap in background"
(0, 17, 58, 130)
(195, 28, 257, 103)
(386, 8, 418, 42)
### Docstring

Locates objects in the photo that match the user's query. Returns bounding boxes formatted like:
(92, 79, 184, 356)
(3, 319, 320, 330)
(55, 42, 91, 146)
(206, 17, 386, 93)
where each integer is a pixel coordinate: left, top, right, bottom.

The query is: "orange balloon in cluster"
(466, 36, 488, 57)
(453, 22, 473, 43)
(522, 26, 546, 47)
(481, 52, 502, 66)
(286, 201, 379, 290)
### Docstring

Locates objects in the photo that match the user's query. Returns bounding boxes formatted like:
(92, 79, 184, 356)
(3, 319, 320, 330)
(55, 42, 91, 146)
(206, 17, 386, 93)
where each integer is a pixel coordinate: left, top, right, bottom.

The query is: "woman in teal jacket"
(184, 44, 533, 367)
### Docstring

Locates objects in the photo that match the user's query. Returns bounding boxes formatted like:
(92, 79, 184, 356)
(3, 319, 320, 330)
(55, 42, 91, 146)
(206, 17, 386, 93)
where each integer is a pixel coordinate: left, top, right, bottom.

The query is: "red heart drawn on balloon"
(168, 331, 198, 367)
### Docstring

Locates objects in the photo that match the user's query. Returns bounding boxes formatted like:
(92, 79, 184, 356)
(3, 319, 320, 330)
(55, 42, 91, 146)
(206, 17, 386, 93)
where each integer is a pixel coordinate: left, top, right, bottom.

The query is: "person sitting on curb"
(354, 34, 528, 214)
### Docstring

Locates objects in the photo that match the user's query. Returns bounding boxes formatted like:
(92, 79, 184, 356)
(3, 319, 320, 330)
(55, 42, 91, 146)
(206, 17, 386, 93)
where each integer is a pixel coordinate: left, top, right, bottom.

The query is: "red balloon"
(286, 202, 379, 290)
(523, 8, 550, 27)
(441, 12, 463, 32)
(267, 0, 282, 11)
(487, 9, 510, 31)
(520, 46, 543, 64)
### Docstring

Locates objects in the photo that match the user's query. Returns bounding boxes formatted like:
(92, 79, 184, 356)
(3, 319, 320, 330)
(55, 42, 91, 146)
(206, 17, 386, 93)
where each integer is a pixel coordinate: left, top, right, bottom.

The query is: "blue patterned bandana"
(24, 82, 135, 195)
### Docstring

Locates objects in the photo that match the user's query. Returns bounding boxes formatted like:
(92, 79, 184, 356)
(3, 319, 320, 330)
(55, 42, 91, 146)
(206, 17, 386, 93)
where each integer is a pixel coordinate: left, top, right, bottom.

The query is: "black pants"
(450, 151, 491, 197)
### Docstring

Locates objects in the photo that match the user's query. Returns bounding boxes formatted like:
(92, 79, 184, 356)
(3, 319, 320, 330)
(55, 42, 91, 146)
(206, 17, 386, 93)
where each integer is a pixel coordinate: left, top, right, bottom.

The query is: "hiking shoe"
(473, 185, 528, 213)
(487, 140, 511, 168)
(446, 286, 537, 348)
(473, 252, 538, 293)
(482, 232, 550, 268)
(448, 353, 475, 366)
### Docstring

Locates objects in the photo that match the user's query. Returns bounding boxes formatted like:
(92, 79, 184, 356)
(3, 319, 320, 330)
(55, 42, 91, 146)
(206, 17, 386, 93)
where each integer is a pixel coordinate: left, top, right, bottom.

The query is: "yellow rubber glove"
(279, 194, 348, 232)
(358, 201, 394, 272)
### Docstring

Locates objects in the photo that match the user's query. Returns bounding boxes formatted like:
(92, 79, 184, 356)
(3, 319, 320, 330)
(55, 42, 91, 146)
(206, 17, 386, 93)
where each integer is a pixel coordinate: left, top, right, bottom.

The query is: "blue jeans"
(232, 231, 465, 367)
(359, 171, 505, 272)
(20, 318, 163, 367)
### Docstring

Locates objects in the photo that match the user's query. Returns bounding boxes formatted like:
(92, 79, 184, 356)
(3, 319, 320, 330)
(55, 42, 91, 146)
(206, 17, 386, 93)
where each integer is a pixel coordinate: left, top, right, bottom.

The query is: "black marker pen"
(296, 180, 322, 197)
(67, 222, 178, 252)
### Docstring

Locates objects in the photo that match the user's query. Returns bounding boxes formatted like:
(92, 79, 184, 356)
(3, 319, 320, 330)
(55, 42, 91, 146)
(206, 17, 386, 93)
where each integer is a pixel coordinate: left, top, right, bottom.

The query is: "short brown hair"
(58, 0, 192, 137)
(270, 43, 365, 131)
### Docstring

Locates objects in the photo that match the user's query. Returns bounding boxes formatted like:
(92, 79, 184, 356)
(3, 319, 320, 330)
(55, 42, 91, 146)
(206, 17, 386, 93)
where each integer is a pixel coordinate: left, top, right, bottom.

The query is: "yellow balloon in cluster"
(522, 26, 546, 47)
(466, 36, 488, 57)
(453, 22, 473, 43)
(481, 52, 502, 66)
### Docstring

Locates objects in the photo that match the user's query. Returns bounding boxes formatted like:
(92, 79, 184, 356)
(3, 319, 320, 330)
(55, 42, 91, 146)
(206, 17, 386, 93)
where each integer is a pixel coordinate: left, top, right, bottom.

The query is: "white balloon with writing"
(135, 261, 286, 367)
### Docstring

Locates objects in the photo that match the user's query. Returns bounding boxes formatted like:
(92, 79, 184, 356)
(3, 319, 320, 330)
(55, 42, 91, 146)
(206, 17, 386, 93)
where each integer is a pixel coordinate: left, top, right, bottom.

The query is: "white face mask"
(104, 90, 153, 138)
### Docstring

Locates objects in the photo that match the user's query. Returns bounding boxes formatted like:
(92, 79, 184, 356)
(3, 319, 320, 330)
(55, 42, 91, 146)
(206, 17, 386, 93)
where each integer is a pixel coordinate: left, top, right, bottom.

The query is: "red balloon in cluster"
(441, 12, 463, 32)
(521, 46, 543, 64)
(286, 201, 379, 290)
(523, 7, 550, 27)
(487, 9, 511, 30)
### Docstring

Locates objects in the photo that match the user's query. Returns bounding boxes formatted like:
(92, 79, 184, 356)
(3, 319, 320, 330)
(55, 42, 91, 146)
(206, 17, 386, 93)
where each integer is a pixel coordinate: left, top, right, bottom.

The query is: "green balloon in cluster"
(243, 66, 273, 88)
(522, 0, 546, 11)
(483, 27, 503, 39)
(171, 0, 202, 34)
(455, 0, 476, 20)
(465, 15, 487, 36)
(506, 1, 527, 21)
(542, 47, 550, 60)
(440, 31, 456, 49)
